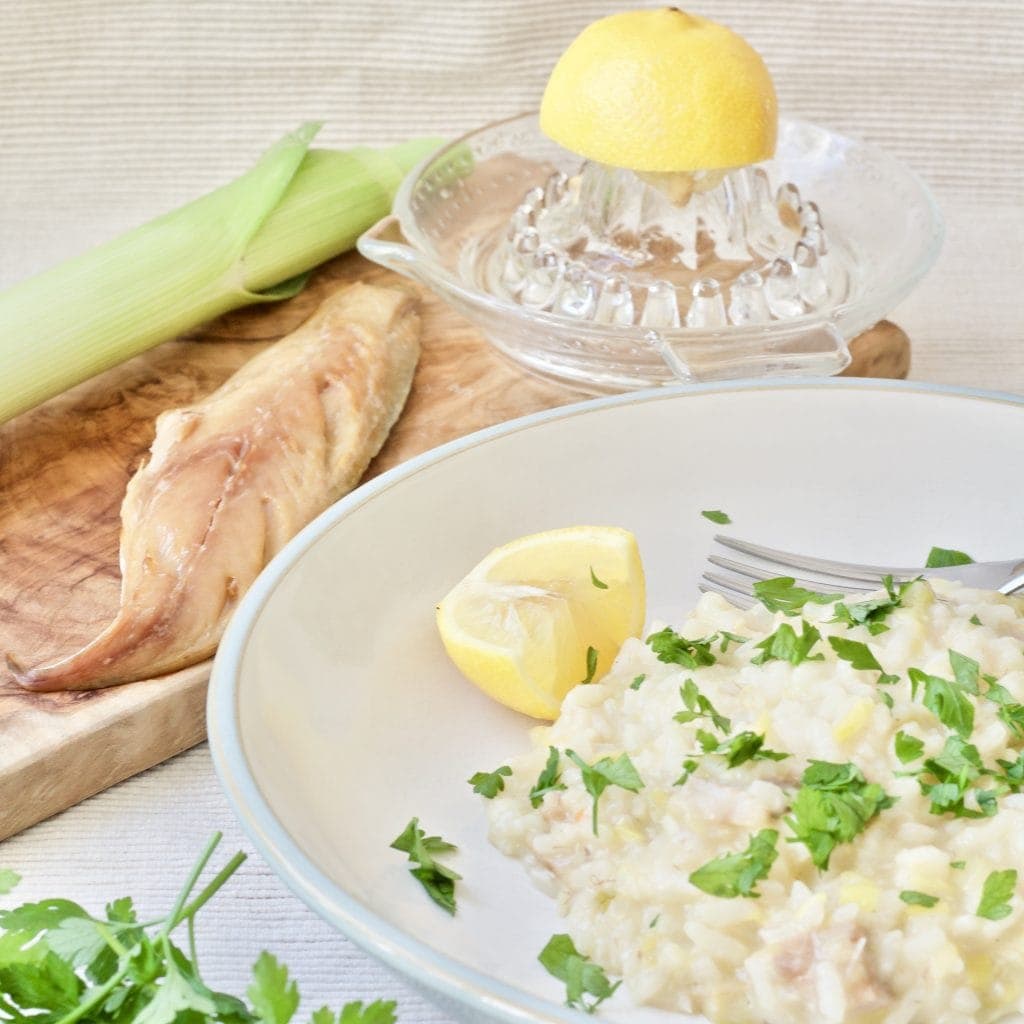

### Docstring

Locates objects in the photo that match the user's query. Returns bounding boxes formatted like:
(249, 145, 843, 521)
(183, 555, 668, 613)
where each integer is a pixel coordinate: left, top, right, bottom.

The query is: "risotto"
(487, 580, 1024, 1023)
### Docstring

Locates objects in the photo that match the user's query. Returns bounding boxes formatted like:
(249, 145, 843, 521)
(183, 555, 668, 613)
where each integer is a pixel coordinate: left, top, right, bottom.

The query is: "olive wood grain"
(0, 251, 908, 839)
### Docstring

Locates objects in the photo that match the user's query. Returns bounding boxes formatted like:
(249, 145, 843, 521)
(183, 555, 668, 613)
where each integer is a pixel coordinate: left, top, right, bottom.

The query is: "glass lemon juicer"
(359, 19, 942, 393)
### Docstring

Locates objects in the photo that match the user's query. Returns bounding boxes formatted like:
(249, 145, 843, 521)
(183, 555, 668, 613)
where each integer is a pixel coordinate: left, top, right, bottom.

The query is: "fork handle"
(999, 570, 1024, 596)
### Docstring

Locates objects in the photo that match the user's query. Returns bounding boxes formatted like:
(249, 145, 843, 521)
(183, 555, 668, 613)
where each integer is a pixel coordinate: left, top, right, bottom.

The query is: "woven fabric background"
(1, 2, 1023, 1021)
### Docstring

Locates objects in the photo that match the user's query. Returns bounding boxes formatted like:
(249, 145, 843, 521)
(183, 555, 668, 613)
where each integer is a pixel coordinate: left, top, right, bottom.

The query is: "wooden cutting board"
(0, 251, 909, 840)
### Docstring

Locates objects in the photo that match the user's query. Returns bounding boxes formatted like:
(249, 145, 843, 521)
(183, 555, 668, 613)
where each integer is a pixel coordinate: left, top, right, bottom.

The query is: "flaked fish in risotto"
(487, 579, 1024, 1023)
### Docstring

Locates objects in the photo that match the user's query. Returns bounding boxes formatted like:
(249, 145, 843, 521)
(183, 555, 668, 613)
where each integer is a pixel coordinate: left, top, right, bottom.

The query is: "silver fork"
(701, 536, 1024, 607)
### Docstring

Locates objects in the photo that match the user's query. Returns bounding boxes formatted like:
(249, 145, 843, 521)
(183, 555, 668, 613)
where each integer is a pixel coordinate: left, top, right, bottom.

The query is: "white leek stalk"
(0, 123, 440, 424)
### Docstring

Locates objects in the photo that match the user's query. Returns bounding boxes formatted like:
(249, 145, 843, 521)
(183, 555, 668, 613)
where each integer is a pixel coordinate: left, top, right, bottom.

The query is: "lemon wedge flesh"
(436, 526, 645, 719)
(540, 8, 777, 173)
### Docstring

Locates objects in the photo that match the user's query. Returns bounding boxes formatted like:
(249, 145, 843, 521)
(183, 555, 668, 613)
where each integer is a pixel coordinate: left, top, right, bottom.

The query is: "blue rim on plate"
(207, 377, 1024, 1024)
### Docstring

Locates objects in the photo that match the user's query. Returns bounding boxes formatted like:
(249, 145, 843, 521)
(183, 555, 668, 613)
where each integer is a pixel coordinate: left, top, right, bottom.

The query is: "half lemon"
(436, 526, 645, 719)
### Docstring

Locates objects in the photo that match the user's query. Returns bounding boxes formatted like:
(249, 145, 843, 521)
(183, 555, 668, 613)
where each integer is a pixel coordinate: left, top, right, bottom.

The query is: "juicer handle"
(357, 215, 434, 287)
(650, 320, 852, 384)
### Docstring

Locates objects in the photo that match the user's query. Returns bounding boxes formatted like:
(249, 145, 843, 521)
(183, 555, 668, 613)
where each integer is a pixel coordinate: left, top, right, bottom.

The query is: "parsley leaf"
(565, 750, 644, 835)
(589, 566, 608, 589)
(984, 680, 1024, 738)
(689, 829, 779, 899)
(909, 667, 976, 738)
(951, 860, 967, 870)
(467, 765, 512, 799)
(390, 818, 461, 915)
(751, 620, 824, 666)
(646, 627, 717, 669)
(970, 614, 983, 626)
(696, 731, 789, 770)
(753, 577, 841, 615)
(673, 679, 730, 732)
(914, 735, 995, 818)
(894, 731, 925, 764)
(0, 870, 20, 896)
(900, 890, 939, 908)
(248, 951, 299, 1024)
(977, 869, 1017, 920)
(581, 646, 599, 685)
(629, 674, 646, 691)
(718, 630, 749, 652)
(831, 575, 914, 635)
(335, 1000, 399, 1024)
(828, 635, 899, 686)
(538, 933, 621, 1014)
(786, 761, 896, 869)
(701, 509, 732, 525)
(530, 746, 567, 808)
(997, 751, 1024, 791)
(926, 546, 974, 568)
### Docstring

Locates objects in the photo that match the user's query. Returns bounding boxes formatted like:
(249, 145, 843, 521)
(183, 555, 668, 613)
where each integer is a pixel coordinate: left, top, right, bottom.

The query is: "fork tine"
(699, 582, 756, 608)
(702, 570, 872, 605)
(708, 554, 876, 593)
(713, 535, 922, 584)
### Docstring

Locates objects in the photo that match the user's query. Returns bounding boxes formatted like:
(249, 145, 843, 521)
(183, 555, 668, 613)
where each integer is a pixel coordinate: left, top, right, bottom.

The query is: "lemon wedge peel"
(539, 8, 778, 174)
(436, 526, 646, 720)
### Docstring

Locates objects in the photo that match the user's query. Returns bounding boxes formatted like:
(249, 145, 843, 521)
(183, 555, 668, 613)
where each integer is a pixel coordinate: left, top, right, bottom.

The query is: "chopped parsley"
(646, 627, 718, 670)
(786, 761, 895, 869)
(970, 614, 983, 626)
(831, 575, 915, 635)
(698, 729, 789, 768)
(390, 818, 460, 915)
(914, 735, 996, 819)
(689, 829, 779, 899)
(894, 731, 925, 764)
(538, 933, 621, 1014)
(900, 890, 939, 908)
(951, 860, 967, 870)
(701, 509, 732, 525)
(984, 680, 1024, 738)
(751, 620, 824, 666)
(909, 667, 976, 739)
(629, 674, 646, 691)
(529, 746, 567, 808)
(828, 635, 900, 686)
(718, 630, 749, 652)
(976, 869, 1017, 920)
(589, 566, 608, 590)
(677, 730, 787, 785)
(925, 546, 974, 568)
(467, 765, 512, 799)
(674, 678, 730, 732)
(581, 645, 599, 684)
(565, 750, 644, 835)
(752, 577, 841, 615)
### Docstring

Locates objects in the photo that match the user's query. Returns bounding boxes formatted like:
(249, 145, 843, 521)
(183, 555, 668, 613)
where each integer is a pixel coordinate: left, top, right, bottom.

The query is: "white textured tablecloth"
(2, 1, 1023, 1020)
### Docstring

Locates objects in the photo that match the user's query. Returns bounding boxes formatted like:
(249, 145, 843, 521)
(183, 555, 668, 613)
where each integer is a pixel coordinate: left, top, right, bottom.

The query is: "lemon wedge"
(436, 526, 645, 719)
(540, 8, 777, 173)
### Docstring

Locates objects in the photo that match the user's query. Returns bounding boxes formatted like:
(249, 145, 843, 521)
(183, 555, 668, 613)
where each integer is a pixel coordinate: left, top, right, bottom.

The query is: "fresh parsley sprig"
(646, 627, 718, 670)
(467, 765, 512, 799)
(564, 750, 644, 835)
(786, 761, 895, 869)
(390, 818, 461, 915)
(752, 577, 841, 616)
(0, 835, 397, 1024)
(529, 746, 567, 808)
(751, 620, 824, 666)
(537, 934, 620, 1014)
(688, 829, 779, 899)
(673, 679, 730, 733)
(831, 576, 915, 636)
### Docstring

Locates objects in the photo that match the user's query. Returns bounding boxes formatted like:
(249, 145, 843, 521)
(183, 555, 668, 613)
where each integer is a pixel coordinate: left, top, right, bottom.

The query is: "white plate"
(208, 380, 1024, 1023)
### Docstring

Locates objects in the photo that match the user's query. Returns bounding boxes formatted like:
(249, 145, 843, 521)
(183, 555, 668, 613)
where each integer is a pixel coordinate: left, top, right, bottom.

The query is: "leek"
(0, 123, 441, 424)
